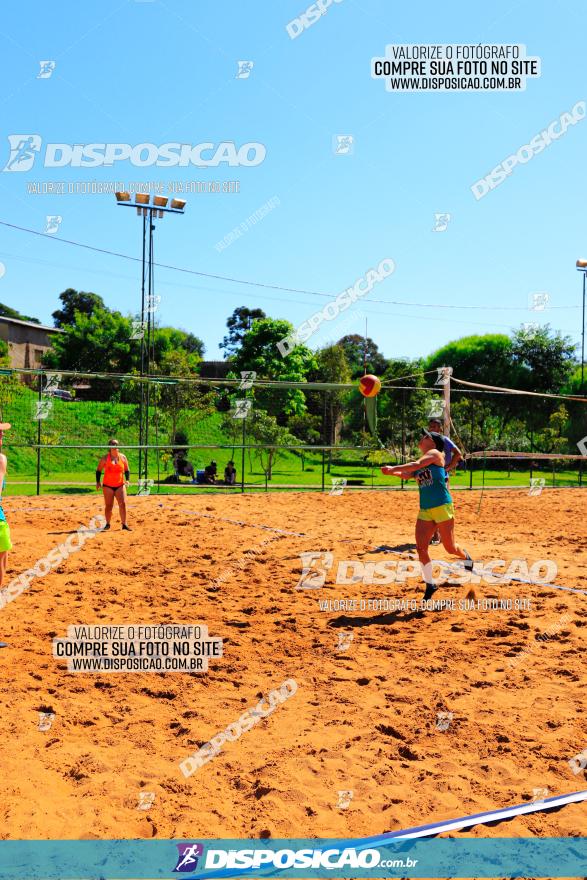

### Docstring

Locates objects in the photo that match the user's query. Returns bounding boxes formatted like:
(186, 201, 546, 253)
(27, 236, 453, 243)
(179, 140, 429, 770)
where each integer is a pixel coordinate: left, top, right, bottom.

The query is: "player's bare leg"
(416, 518, 438, 600)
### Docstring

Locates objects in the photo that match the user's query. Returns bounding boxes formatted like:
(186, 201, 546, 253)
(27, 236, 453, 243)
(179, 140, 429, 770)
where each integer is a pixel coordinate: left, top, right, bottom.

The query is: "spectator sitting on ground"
(204, 460, 217, 484)
(224, 461, 237, 485)
(173, 452, 196, 482)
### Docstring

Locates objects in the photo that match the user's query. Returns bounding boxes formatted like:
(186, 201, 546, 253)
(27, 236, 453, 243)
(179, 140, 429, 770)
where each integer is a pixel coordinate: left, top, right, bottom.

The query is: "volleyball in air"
(358, 374, 381, 398)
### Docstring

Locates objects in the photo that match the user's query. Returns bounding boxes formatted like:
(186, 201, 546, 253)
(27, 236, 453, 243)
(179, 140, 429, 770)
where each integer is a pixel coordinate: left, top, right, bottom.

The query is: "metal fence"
(0, 368, 585, 495)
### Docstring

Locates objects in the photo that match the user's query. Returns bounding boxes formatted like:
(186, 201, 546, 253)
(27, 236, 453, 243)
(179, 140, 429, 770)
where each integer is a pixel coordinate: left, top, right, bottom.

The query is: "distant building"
(0, 316, 63, 370)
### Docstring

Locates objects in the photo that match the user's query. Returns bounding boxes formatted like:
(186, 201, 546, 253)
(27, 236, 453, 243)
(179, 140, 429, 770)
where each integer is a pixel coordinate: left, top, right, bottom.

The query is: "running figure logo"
(432, 212, 451, 232)
(296, 551, 334, 589)
(173, 843, 204, 872)
(236, 61, 254, 79)
(45, 215, 62, 235)
(333, 135, 354, 155)
(233, 399, 252, 419)
(37, 61, 56, 79)
(3, 135, 42, 172)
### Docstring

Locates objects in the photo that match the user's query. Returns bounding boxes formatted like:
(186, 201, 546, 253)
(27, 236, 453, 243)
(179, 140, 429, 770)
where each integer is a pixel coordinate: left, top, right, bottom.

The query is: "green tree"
(0, 302, 40, 323)
(153, 349, 215, 444)
(337, 334, 387, 378)
(52, 289, 106, 327)
(510, 325, 576, 393)
(220, 306, 266, 356)
(242, 408, 299, 480)
(234, 317, 317, 416)
(43, 307, 135, 374)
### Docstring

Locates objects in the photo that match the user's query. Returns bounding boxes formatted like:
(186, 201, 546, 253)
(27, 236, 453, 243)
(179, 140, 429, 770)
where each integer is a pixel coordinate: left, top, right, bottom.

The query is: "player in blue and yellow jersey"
(382, 429, 473, 601)
(96, 439, 131, 531)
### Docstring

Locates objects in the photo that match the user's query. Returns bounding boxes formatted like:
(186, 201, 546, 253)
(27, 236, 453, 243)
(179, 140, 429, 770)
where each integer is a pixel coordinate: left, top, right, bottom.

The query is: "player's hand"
(381, 466, 395, 475)
(96, 484, 101, 492)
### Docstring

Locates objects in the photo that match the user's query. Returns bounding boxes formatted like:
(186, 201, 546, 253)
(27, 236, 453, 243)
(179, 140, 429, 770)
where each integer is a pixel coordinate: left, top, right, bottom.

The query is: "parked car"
(47, 389, 74, 401)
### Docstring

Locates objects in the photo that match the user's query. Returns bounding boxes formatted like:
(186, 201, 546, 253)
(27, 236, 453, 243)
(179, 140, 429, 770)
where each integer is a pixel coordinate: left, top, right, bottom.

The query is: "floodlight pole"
(115, 195, 186, 484)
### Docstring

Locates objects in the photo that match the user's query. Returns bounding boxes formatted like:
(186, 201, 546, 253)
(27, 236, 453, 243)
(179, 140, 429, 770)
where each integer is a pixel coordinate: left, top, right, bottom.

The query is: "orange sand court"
(0, 489, 585, 841)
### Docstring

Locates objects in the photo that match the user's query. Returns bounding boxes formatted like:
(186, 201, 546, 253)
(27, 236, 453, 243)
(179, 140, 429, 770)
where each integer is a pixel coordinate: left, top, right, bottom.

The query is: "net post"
(442, 366, 452, 435)
(36, 372, 42, 496)
(240, 416, 245, 494)
(468, 396, 475, 490)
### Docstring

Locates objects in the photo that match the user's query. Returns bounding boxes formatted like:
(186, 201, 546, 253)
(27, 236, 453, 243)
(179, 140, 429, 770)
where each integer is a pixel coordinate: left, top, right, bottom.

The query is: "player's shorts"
(418, 503, 454, 524)
(0, 521, 12, 552)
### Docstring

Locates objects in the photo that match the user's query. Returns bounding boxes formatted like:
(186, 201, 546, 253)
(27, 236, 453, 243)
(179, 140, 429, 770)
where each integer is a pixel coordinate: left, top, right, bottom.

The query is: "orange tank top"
(103, 453, 126, 487)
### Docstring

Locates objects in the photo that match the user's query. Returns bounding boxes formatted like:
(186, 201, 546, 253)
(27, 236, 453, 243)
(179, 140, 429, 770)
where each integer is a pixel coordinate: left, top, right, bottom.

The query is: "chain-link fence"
(0, 368, 585, 495)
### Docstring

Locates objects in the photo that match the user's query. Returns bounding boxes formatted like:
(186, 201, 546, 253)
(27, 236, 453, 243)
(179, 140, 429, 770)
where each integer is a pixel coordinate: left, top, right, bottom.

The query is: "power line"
(0, 219, 579, 313)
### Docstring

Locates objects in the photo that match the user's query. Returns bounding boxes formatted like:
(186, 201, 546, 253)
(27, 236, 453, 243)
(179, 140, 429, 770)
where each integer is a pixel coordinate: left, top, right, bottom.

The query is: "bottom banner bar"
(0, 838, 586, 879)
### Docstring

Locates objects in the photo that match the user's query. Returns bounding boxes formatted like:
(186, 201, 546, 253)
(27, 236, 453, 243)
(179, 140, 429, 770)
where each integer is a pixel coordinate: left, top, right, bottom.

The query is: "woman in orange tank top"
(96, 438, 131, 531)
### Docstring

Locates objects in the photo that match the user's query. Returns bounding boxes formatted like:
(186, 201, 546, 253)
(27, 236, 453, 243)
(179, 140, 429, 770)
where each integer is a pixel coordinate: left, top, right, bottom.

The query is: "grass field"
(3, 388, 585, 494)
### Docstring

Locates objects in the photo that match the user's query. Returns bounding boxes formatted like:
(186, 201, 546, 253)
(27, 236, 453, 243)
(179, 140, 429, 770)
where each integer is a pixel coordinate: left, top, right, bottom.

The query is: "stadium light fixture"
(113, 191, 187, 483)
(576, 259, 587, 390)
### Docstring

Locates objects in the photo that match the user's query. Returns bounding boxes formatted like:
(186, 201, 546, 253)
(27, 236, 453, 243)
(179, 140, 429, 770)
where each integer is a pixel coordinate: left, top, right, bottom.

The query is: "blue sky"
(0, 0, 585, 364)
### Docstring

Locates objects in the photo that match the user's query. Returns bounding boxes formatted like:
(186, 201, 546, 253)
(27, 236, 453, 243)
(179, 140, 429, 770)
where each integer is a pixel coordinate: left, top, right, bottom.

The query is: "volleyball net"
(0, 367, 585, 494)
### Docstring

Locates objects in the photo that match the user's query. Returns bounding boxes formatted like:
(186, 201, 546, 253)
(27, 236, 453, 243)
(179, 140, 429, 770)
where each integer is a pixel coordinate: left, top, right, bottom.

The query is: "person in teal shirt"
(382, 429, 473, 601)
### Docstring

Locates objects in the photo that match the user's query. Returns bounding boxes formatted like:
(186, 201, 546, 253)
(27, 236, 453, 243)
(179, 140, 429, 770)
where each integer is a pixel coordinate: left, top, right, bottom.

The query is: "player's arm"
(0, 453, 7, 484)
(122, 455, 130, 486)
(381, 450, 441, 478)
(446, 440, 462, 473)
(96, 456, 105, 489)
